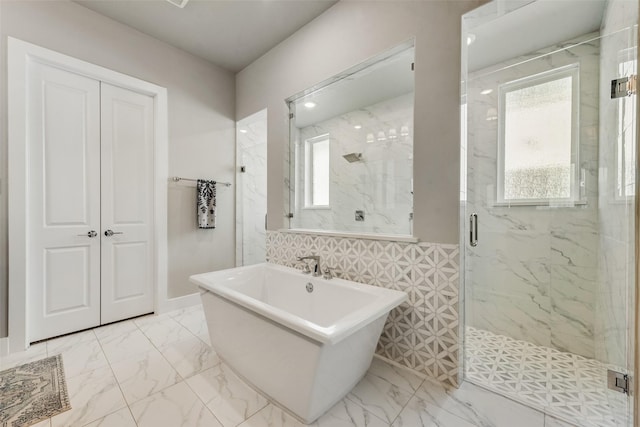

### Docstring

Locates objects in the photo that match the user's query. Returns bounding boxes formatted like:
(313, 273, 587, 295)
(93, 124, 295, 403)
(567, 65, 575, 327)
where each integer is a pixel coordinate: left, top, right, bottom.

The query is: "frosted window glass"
(503, 76, 573, 200)
(616, 60, 636, 199)
(312, 139, 329, 205)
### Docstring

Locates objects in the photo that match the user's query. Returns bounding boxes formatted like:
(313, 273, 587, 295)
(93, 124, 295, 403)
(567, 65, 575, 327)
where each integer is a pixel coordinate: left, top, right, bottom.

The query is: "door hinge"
(608, 369, 630, 395)
(411, 62, 415, 71)
(611, 75, 636, 98)
(289, 113, 294, 119)
(240, 166, 246, 173)
(286, 213, 294, 219)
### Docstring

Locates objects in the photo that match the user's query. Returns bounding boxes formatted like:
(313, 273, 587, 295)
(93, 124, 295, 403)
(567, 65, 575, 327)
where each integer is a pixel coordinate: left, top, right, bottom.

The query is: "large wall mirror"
(287, 42, 415, 236)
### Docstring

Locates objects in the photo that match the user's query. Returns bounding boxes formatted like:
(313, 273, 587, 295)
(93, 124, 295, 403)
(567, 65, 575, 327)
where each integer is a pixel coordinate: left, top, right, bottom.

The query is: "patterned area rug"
(0, 355, 71, 427)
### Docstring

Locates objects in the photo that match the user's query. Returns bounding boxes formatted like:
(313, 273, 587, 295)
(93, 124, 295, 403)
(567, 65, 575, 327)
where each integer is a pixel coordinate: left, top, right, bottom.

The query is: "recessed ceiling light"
(239, 129, 248, 134)
(304, 102, 317, 109)
(480, 89, 493, 95)
(466, 34, 476, 46)
(354, 125, 362, 130)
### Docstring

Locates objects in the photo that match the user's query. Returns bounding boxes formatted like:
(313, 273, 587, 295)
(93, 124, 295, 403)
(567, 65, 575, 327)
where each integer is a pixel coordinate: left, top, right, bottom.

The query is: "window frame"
(304, 134, 331, 209)
(614, 49, 637, 202)
(497, 64, 581, 205)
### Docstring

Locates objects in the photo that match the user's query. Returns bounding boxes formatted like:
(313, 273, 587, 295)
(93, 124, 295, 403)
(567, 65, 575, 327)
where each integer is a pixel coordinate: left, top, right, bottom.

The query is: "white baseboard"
(157, 292, 201, 314)
(0, 337, 9, 357)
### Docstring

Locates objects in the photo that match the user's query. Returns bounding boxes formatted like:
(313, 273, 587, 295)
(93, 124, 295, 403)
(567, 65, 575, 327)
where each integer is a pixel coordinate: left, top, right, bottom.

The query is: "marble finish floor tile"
(173, 307, 209, 338)
(137, 316, 194, 347)
(50, 365, 127, 427)
(110, 348, 182, 404)
(367, 357, 424, 393)
(129, 381, 223, 427)
(239, 401, 389, 427)
(465, 326, 628, 427)
(186, 363, 268, 427)
(10, 305, 604, 427)
(414, 377, 545, 427)
(346, 372, 413, 424)
(391, 395, 477, 427)
(84, 407, 137, 427)
(47, 335, 109, 379)
(96, 323, 156, 365)
(159, 335, 221, 379)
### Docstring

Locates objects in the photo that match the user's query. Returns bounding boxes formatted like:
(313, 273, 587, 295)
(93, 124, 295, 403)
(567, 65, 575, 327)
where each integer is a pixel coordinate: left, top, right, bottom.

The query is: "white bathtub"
(190, 262, 407, 423)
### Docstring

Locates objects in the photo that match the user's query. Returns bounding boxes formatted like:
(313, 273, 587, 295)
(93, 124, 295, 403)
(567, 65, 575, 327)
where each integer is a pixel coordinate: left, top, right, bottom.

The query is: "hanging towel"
(197, 179, 217, 229)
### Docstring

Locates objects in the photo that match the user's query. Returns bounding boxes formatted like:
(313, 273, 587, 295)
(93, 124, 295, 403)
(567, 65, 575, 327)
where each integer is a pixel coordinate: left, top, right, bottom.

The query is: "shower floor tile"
(465, 326, 629, 427)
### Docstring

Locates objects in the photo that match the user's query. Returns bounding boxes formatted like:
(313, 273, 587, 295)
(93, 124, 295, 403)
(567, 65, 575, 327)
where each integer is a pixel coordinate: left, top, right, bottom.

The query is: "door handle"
(77, 230, 98, 238)
(104, 229, 124, 237)
(470, 213, 478, 247)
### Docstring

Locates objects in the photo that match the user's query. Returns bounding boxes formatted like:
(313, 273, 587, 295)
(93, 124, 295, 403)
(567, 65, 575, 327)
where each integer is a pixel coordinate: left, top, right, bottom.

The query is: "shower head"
(342, 153, 363, 163)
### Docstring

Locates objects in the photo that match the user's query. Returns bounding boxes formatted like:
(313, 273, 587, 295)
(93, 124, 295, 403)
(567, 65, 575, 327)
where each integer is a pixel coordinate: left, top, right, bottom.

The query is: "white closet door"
(28, 63, 101, 341)
(100, 83, 155, 324)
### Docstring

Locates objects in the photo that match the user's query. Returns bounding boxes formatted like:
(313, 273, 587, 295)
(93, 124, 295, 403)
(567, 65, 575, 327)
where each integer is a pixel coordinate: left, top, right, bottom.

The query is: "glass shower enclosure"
(236, 109, 268, 266)
(462, 1, 637, 426)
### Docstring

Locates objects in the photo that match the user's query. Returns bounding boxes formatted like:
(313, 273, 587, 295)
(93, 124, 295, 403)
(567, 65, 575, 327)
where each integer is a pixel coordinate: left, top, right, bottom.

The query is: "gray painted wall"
(236, 0, 484, 244)
(0, 0, 236, 337)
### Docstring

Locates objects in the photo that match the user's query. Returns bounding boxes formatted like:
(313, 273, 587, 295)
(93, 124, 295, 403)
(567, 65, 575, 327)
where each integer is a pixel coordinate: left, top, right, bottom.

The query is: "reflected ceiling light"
(400, 126, 410, 137)
(486, 107, 498, 121)
(466, 33, 476, 46)
(239, 129, 248, 134)
(377, 131, 387, 141)
(165, 0, 189, 8)
(388, 128, 397, 140)
(366, 133, 375, 144)
(304, 101, 317, 109)
(354, 125, 362, 130)
(480, 89, 493, 95)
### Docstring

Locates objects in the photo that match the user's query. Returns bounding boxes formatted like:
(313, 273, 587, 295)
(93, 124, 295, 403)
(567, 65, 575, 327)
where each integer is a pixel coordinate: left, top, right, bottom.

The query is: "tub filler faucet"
(297, 255, 320, 276)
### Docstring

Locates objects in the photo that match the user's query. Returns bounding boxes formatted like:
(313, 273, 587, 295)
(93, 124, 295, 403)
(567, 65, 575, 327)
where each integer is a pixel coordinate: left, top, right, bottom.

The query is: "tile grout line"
(91, 327, 140, 427)
(387, 377, 426, 426)
(134, 309, 228, 426)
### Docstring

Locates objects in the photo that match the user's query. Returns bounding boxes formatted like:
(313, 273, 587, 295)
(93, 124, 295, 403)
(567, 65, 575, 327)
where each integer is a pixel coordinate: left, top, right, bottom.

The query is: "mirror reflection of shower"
(236, 109, 267, 266)
(287, 43, 415, 236)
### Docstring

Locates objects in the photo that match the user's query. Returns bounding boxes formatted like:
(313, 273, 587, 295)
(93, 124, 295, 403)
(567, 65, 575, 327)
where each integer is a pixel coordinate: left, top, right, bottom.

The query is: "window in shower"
(616, 57, 637, 200)
(304, 135, 330, 208)
(498, 65, 579, 203)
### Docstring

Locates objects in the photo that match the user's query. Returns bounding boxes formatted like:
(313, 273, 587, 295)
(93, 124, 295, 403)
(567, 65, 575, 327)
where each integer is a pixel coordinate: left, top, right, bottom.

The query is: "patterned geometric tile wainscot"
(265, 231, 461, 386)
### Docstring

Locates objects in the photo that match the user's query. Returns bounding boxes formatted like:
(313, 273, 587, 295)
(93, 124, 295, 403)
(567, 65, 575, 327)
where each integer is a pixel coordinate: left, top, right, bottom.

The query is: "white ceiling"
(75, 0, 338, 72)
(468, 0, 607, 71)
(292, 47, 415, 128)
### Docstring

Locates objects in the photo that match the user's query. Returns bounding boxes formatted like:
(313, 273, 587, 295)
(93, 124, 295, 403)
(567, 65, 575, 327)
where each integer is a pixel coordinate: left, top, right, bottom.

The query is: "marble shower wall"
(466, 33, 601, 358)
(236, 110, 268, 266)
(595, 0, 637, 369)
(291, 93, 413, 235)
(265, 231, 461, 386)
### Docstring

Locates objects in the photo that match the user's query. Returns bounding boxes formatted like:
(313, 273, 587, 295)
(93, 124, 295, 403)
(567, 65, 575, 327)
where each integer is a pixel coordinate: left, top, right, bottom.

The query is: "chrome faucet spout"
(297, 255, 321, 276)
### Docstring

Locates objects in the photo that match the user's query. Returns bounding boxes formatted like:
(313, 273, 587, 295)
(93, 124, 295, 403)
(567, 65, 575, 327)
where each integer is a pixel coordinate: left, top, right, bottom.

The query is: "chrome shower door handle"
(470, 213, 478, 247)
(77, 230, 98, 238)
(104, 229, 124, 237)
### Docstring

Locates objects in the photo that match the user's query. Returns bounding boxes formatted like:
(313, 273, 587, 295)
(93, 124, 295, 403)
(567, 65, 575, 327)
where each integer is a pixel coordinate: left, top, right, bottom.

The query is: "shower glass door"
(462, 1, 637, 426)
(236, 109, 268, 266)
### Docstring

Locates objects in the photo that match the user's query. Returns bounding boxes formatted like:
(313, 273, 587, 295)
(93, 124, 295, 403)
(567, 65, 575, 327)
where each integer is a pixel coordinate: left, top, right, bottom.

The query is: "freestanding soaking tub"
(190, 262, 407, 423)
